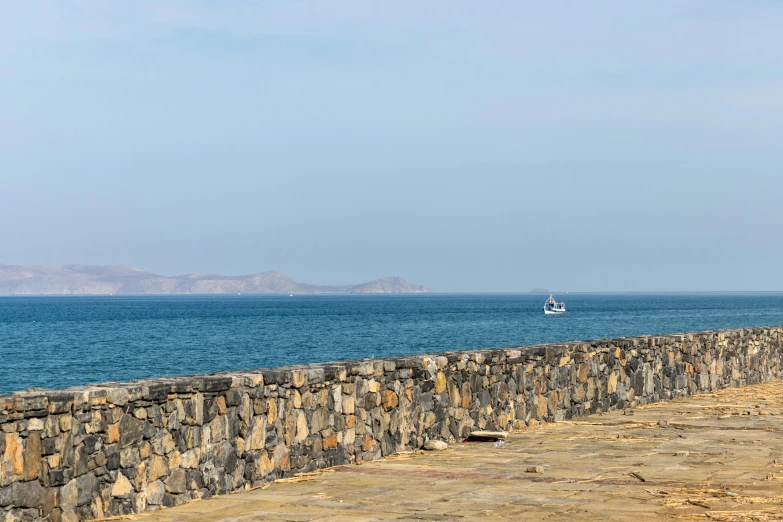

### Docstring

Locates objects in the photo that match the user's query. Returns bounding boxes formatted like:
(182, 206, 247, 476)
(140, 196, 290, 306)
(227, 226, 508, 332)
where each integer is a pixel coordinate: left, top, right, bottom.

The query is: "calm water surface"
(2, 293, 782, 394)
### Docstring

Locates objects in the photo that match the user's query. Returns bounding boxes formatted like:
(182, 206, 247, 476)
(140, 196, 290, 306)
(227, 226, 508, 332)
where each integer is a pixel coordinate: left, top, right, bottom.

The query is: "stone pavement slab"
(134, 381, 783, 521)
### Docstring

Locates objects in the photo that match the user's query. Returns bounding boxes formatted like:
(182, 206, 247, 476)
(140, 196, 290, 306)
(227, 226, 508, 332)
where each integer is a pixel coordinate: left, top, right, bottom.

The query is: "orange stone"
(461, 383, 471, 409)
(361, 434, 375, 452)
(577, 364, 589, 383)
(434, 372, 447, 394)
(257, 453, 274, 477)
(267, 399, 278, 424)
(23, 433, 41, 481)
(216, 397, 227, 415)
(381, 390, 398, 411)
(106, 423, 120, 444)
(148, 455, 169, 482)
(535, 394, 547, 418)
(323, 434, 338, 450)
(4, 433, 23, 476)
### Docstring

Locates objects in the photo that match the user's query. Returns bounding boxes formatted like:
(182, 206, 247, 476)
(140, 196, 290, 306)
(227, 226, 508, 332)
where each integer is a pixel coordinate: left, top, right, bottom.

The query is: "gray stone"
(144, 480, 165, 505)
(106, 388, 129, 406)
(119, 414, 145, 449)
(3, 480, 45, 509)
(0, 484, 11, 507)
(59, 478, 78, 515)
(185, 470, 204, 491)
(165, 469, 186, 494)
(105, 444, 120, 471)
(143, 421, 157, 440)
(213, 442, 237, 472)
(73, 444, 89, 477)
(47, 469, 73, 487)
(119, 448, 140, 469)
(60, 433, 74, 468)
(75, 473, 96, 506)
(310, 408, 330, 433)
(83, 435, 101, 454)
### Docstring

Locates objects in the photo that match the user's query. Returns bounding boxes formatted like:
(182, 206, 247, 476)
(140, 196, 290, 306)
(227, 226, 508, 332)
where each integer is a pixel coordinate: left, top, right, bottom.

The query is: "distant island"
(0, 264, 432, 295)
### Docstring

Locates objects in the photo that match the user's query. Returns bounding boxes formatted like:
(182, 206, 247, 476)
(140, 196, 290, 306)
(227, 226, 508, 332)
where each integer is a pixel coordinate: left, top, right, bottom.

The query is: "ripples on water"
(1, 293, 782, 394)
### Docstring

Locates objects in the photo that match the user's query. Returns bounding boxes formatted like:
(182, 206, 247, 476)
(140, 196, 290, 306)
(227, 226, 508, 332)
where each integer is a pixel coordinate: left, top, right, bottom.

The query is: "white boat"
(543, 294, 566, 314)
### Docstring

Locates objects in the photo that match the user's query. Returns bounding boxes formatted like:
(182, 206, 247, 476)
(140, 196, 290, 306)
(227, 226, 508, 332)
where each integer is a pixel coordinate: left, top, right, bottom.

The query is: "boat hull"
(544, 309, 566, 315)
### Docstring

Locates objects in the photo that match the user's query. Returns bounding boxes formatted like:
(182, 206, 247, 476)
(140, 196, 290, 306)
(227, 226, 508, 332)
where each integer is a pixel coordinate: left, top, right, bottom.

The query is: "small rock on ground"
(423, 440, 448, 451)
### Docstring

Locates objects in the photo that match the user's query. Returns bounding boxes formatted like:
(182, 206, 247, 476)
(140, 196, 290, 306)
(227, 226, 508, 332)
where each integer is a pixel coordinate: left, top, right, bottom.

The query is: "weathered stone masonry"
(1, 327, 782, 521)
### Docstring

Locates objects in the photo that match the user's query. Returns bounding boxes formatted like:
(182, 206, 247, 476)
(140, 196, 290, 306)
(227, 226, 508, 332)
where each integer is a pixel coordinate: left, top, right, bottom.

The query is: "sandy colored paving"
(133, 381, 783, 521)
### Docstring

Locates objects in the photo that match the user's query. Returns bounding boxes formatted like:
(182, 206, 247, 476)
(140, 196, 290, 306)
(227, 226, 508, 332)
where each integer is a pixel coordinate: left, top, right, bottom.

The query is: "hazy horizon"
(2, 1, 782, 292)
(2, 262, 783, 294)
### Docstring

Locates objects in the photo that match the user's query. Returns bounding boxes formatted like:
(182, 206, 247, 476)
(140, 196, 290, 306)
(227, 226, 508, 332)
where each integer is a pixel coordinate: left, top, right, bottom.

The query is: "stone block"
(143, 480, 165, 506)
(148, 455, 168, 482)
(165, 469, 186, 494)
(310, 408, 330, 433)
(21, 433, 41, 481)
(118, 415, 145, 449)
(1, 433, 23, 487)
(294, 411, 308, 444)
(323, 434, 338, 450)
(434, 373, 447, 394)
(291, 371, 308, 389)
(246, 416, 267, 451)
(271, 444, 289, 469)
(381, 391, 399, 411)
(47, 469, 73, 487)
(111, 472, 134, 497)
(76, 473, 96, 507)
(342, 396, 355, 414)
(361, 434, 375, 452)
(180, 449, 200, 469)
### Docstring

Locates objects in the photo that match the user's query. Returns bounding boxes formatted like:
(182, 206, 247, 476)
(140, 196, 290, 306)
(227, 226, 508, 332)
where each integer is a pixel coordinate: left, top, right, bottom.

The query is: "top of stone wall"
(2, 326, 781, 413)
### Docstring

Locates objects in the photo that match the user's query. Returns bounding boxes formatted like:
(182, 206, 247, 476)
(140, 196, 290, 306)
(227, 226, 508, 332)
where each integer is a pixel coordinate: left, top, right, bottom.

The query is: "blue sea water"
(1, 293, 782, 395)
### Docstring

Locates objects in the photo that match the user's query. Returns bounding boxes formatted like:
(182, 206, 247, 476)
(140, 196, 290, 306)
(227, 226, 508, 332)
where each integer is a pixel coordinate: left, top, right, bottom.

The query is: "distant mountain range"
(0, 264, 432, 295)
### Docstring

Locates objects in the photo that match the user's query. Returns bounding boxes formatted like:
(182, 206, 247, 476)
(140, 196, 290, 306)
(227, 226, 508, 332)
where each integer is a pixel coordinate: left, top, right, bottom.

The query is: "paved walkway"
(137, 381, 783, 521)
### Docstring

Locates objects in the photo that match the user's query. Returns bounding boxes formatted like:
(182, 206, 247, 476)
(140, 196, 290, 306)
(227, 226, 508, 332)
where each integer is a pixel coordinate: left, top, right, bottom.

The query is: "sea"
(1, 293, 782, 395)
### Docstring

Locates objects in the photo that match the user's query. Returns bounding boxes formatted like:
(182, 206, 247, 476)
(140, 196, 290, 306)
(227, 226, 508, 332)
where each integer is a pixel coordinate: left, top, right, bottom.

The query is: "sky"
(1, 1, 782, 292)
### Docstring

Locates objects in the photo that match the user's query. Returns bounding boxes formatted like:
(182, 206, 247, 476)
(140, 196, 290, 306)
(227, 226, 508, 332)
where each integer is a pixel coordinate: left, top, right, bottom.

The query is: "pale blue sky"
(1, 1, 782, 292)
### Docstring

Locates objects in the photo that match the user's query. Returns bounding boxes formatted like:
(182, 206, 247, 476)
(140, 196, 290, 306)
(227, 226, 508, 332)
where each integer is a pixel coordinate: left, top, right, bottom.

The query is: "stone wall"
(1, 327, 782, 521)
